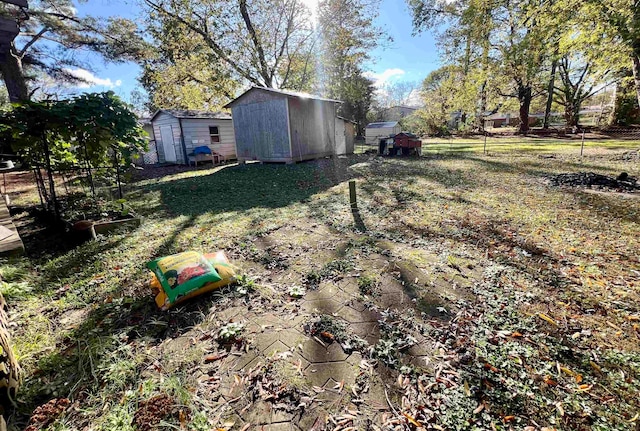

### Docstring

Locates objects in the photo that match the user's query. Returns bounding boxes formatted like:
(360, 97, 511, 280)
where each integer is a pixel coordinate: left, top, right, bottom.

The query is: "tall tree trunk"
(564, 100, 580, 128)
(0, 47, 28, 102)
(544, 59, 557, 129)
(518, 86, 532, 133)
(631, 50, 640, 111)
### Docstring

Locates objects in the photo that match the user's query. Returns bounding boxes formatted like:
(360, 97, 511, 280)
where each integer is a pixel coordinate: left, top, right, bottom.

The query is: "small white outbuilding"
(365, 121, 401, 146)
(150, 110, 236, 165)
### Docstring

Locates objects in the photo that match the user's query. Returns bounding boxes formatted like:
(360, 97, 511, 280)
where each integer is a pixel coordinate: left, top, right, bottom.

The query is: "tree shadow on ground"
(401, 215, 566, 288)
(137, 158, 367, 218)
(10, 214, 211, 428)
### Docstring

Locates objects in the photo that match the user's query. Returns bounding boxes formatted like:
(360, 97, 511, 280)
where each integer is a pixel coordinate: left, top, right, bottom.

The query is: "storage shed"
(335, 116, 356, 155)
(150, 110, 236, 165)
(224, 87, 346, 163)
(365, 121, 401, 146)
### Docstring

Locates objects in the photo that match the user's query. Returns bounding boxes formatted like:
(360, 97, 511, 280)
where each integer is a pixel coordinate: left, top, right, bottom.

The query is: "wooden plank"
(0, 198, 24, 256)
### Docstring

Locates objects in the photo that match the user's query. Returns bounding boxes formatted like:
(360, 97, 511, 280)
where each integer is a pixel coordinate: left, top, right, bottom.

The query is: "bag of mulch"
(149, 251, 237, 310)
(147, 251, 221, 308)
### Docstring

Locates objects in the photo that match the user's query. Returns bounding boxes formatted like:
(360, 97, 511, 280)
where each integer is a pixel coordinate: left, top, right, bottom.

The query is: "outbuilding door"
(335, 118, 346, 155)
(159, 125, 177, 163)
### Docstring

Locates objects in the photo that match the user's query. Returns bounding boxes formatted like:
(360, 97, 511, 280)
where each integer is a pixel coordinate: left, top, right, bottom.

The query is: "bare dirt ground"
(1, 147, 639, 431)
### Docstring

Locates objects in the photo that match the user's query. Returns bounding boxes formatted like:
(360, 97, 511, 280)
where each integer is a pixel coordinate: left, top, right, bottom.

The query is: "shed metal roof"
(224, 86, 342, 108)
(150, 109, 232, 122)
(336, 116, 357, 124)
(366, 121, 399, 129)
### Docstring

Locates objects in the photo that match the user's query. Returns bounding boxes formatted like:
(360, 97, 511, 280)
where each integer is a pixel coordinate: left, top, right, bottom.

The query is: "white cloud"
(64, 68, 122, 89)
(406, 89, 422, 107)
(364, 68, 406, 88)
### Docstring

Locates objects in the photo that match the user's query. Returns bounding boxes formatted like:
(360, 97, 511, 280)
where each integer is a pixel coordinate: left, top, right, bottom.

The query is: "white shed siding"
(365, 123, 401, 146)
(152, 113, 183, 163)
(181, 118, 236, 160)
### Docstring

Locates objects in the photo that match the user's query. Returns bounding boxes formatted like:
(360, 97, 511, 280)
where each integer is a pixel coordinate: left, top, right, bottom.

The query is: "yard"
(1, 142, 640, 430)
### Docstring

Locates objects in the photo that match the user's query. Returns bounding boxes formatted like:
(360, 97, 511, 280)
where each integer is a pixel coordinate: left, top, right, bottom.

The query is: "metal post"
(83, 141, 96, 201)
(580, 129, 585, 157)
(114, 150, 123, 200)
(483, 133, 487, 155)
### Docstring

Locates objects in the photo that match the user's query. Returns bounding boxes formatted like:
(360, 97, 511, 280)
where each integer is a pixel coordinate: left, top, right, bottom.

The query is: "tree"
(139, 13, 239, 111)
(410, 66, 462, 135)
(540, 0, 639, 116)
(582, 0, 640, 110)
(408, 0, 514, 131)
(553, 55, 611, 127)
(0, 0, 146, 102)
(409, 0, 554, 133)
(317, 0, 386, 132)
(142, 0, 316, 90)
(0, 92, 147, 220)
(376, 80, 420, 108)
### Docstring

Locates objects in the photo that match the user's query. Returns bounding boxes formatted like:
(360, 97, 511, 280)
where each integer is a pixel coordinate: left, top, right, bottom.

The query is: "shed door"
(159, 125, 177, 163)
(335, 118, 346, 155)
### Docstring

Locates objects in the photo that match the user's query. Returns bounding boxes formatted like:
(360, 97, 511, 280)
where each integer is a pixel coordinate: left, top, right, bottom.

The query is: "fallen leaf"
(464, 380, 471, 396)
(484, 363, 499, 373)
(204, 353, 228, 363)
(538, 313, 557, 326)
(320, 331, 335, 342)
(402, 412, 422, 427)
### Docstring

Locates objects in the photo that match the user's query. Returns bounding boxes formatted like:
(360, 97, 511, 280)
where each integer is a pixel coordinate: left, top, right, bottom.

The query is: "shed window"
(209, 126, 220, 143)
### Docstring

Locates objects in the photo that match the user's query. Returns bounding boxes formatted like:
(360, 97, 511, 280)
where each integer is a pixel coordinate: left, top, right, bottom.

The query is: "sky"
(71, 0, 442, 105)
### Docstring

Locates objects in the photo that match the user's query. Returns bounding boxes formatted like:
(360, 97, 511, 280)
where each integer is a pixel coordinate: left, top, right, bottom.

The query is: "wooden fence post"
(349, 180, 357, 210)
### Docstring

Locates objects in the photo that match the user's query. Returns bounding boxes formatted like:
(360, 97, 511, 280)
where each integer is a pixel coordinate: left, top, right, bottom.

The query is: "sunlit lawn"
(1, 145, 639, 430)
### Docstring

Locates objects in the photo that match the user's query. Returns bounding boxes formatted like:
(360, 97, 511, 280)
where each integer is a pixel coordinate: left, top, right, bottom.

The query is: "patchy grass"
(419, 135, 640, 155)
(2, 145, 639, 430)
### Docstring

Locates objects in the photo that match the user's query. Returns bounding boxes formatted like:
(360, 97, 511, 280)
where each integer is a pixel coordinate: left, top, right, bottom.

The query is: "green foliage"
(0, 92, 147, 218)
(139, 12, 239, 111)
(287, 285, 306, 298)
(218, 322, 244, 342)
(611, 75, 640, 125)
(408, 0, 640, 131)
(357, 273, 378, 295)
(318, 0, 384, 133)
(139, 0, 316, 93)
(0, 91, 147, 169)
(0, 0, 148, 101)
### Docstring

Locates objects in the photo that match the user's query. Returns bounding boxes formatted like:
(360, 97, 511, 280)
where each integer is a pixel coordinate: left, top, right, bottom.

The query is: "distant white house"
(150, 110, 236, 165)
(365, 121, 401, 146)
